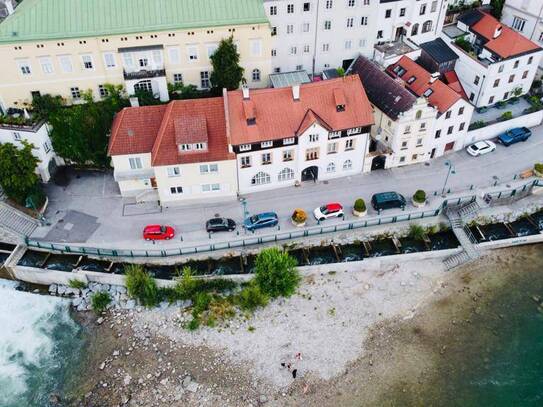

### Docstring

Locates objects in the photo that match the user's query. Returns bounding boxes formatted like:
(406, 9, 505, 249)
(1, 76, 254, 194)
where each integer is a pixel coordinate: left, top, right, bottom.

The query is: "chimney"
(429, 72, 440, 83)
(493, 25, 502, 39)
(242, 85, 250, 100)
(129, 97, 139, 107)
(292, 84, 300, 101)
(5, 0, 15, 15)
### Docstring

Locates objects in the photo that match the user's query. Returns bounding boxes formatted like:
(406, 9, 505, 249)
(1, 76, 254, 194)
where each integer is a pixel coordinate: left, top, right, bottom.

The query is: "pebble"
(96, 317, 104, 325)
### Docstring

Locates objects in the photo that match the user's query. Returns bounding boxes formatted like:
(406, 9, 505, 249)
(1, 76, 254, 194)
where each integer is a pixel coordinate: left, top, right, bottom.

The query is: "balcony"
(123, 69, 166, 81)
(113, 168, 155, 182)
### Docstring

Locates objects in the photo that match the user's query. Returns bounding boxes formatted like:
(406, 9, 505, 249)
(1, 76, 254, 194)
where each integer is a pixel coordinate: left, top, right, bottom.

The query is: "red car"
(143, 225, 175, 241)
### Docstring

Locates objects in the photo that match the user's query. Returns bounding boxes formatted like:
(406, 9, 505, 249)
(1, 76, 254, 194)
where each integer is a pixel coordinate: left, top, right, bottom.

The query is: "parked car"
(206, 217, 236, 233)
(143, 225, 175, 241)
(498, 127, 532, 146)
(313, 203, 344, 221)
(466, 140, 496, 157)
(243, 212, 278, 231)
(371, 192, 406, 212)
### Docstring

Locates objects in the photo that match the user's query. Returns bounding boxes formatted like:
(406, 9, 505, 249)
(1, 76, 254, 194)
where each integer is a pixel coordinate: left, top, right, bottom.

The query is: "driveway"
(31, 124, 543, 250)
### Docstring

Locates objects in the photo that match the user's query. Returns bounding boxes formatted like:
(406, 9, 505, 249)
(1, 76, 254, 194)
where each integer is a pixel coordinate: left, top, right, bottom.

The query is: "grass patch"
(235, 283, 269, 312)
(91, 291, 111, 314)
(68, 278, 87, 290)
(125, 264, 160, 307)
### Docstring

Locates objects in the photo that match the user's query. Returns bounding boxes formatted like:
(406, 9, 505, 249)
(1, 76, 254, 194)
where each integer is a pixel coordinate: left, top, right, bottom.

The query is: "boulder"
(57, 285, 67, 295)
(48, 284, 57, 294)
(125, 300, 136, 310)
(72, 297, 83, 307)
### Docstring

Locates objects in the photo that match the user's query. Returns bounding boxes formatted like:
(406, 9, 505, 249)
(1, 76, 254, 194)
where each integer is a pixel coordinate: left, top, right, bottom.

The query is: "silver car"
(466, 140, 496, 157)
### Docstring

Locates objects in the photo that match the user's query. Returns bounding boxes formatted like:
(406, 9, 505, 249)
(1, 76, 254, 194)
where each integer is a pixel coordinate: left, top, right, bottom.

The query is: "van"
(371, 192, 406, 212)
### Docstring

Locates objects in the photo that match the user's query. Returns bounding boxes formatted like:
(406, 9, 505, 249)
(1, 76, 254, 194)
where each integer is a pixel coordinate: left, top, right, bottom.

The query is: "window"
(280, 137, 294, 146)
(252, 172, 271, 185)
(283, 150, 294, 161)
(539, 32, 543, 42)
(239, 144, 251, 152)
(270, 5, 277, 15)
(103, 52, 116, 68)
(522, 70, 529, 79)
(416, 138, 423, 146)
(271, 27, 277, 36)
(170, 186, 183, 195)
(346, 18, 354, 28)
(469, 92, 475, 101)
(17, 60, 32, 75)
(138, 57, 149, 67)
(422, 21, 433, 33)
(431, 1, 437, 12)
(81, 54, 93, 70)
(12, 132, 21, 141)
(327, 142, 338, 154)
(304, 2, 310, 11)
(512, 16, 526, 32)
(306, 147, 319, 160)
(278, 168, 294, 181)
(309, 134, 319, 142)
(420, 122, 426, 130)
(514, 60, 519, 69)
(412, 154, 418, 161)
(303, 23, 310, 32)
(343, 159, 352, 170)
(420, 4, 426, 15)
(407, 76, 416, 84)
(241, 156, 251, 168)
(435, 130, 441, 139)
(98, 84, 108, 98)
(348, 0, 355, 6)
(129, 157, 142, 169)
(498, 64, 504, 73)
(327, 162, 336, 173)
(415, 110, 422, 119)
(200, 71, 210, 89)
(377, 30, 383, 39)
(326, 0, 333, 9)
(404, 125, 411, 134)
(508, 74, 515, 83)
(359, 39, 367, 48)
(401, 141, 408, 150)
(399, 156, 406, 163)
(200, 164, 217, 174)
(207, 44, 218, 58)
(262, 152, 272, 165)
(168, 47, 180, 64)
(195, 143, 207, 151)
(528, 56, 534, 65)
(361, 16, 368, 25)
(445, 111, 452, 119)
(423, 88, 433, 97)
(43, 142, 52, 153)
(503, 92, 509, 100)
(489, 96, 495, 104)
(458, 106, 464, 115)
(345, 139, 354, 150)
(287, 24, 294, 34)
(324, 20, 331, 30)
(166, 167, 181, 178)
(122, 53, 134, 68)
(70, 87, 81, 100)
(447, 126, 453, 135)
(250, 39, 261, 57)
(202, 183, 220, 192)
(59, 55, 73, 73)
(459, 122, 465, 131)
(261, 141, 273, 148)
(290, 46, 297, 55)
(344, 40, 352, 49)
(173, 73, 183, 84)
(252, 69, 261, 82)
(474, 75, 480, 85)
(187, 46, 198, 61)
(287, 4, 294, 13)
(303, 45, 310, 53)
(322, 43, 330, 52)
(385, 9, 391, 18)
(400, 8, 406, 17)
(40, 57, 54, 74)
(134, 80, 152, 93)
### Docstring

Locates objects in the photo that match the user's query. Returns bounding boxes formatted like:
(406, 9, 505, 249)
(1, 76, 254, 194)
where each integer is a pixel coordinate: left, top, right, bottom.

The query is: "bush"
(354, 198, 366, 212)
(454, 36, 472, 53)
(91, 291, 111, 313)
(535, 163, 543, 174)
(469, 120, 487, 130)
(254, 248, 300, 298)
(237, 283, 269, 312)
(408, 224, 426, 241)
(499, 111, 513, 121)
(291, 208, 307, 224)
(68, 278, 87, 289)
(174, 266, 198, 299)
(125, 264, 159, 307)
(413, 190, 426, 204)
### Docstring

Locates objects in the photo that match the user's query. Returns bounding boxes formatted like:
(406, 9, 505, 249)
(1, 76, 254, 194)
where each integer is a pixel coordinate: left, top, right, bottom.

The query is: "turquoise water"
(0, 280, 86, 406)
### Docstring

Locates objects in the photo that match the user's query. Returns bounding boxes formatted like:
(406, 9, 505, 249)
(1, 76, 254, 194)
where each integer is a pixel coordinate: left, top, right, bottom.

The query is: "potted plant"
(412, 190, 427, 208)
(534, 163, 543, 178)
(291, 208, 307, 227)
(352, 198, 367, 217)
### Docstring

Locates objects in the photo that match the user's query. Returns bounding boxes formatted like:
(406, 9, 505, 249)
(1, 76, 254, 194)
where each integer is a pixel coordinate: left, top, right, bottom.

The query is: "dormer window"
(423, 88, 433, 97)
(393, 65, 406, 77)
(407, 76, 416, 84)
(336, 104, 345, 112)
(179, 142, 207, 152)
(247, 118, 256, 126)
(239, 144, 252, 152)
(283, 137, 295, 145)
(261, 140, 273, 148)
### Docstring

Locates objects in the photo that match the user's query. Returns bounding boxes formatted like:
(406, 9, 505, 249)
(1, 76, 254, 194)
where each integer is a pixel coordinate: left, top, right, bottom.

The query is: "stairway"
(0, 202, 40, 238)
(443, 203, 481, 270)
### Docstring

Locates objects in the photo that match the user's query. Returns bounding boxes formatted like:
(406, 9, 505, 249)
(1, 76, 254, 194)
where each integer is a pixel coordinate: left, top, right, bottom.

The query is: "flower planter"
(291, 219, 306, 227)
(352, 208, 367, 217)
(412, 198, 426, 208)
(534, 169, 543, 178)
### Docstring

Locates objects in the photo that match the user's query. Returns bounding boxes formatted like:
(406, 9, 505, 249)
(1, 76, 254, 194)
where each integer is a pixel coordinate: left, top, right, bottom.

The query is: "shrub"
(254, 248, 300, 298)
(91, 291, 111, 313)
(499, 111, 513, 121)
(408, 224, 426, 241)
(336, 67, 345, 77)
(535, 163, 543, 174)
(174, 266, 198, 299)
(469, 120, 487, 130)
(291, 208, 307, 224)
(354, 198, 366, 212)
(413, 190, 426, 204)
(496, 101, 507, 108)
(237, 283, 269, 312)
(192, 292, 213, 316)
(454, 36, 472, 53)
(125, 264, 159, 307)
(68, 278, 87, 290)
(187, 317, 200, 331)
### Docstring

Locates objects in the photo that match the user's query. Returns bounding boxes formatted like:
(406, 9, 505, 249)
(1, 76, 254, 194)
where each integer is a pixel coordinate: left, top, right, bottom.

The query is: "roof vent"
(242, 85, 250, 100)
(493, 25, 502, 39)
(292, 84, 300, 101)
(127, 129, 134, 137)
(394, 96, 402, 103)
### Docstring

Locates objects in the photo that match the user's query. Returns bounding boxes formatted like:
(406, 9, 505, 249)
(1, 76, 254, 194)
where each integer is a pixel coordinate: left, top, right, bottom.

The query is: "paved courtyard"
(31, 124, 543, 250)
(471, 98, 531, 124)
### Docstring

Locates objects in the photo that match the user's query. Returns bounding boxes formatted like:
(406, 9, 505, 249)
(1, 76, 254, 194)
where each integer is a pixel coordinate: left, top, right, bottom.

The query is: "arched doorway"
(301, 166, 319, 182)
(371, 155, 387, 171)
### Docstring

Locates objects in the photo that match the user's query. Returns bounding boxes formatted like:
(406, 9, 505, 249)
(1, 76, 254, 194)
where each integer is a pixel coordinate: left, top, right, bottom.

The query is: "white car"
(466, 140, 496, 157)
(313, 203, 344, 221)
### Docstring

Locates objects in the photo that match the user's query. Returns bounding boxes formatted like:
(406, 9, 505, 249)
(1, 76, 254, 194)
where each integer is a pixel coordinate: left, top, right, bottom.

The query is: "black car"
(371, 192, 406, 212)
(206, 217, 236, 233)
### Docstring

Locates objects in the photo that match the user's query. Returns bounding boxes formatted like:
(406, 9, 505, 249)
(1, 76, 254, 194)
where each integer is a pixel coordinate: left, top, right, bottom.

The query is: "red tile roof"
(108, 105, 167, 156)
(443, 70, 468, 100)
(226, 75, 374, 145)
(471, 12, 540, 59)
(108, 99, 234, 166)
(387, 56, 461, 114)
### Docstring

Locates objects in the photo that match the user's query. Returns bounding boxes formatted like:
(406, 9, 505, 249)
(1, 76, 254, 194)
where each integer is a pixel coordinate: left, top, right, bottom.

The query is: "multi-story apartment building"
(264, 0, 450, 74)
(387, 55, 474, 157)
(441, 8, 543, 107)
(0, 0, 273, 112)
(108, 76, 374, 204)
(502, 0, 543, 72)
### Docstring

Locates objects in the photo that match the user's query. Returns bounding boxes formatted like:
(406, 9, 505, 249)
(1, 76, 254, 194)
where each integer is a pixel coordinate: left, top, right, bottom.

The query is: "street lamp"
(240, 197, 249, 220)
(441, 160, 456, 197)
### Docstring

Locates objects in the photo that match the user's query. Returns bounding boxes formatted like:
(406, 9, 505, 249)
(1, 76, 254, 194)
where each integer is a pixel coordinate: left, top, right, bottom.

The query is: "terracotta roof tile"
(387, 56, 461, 114)
(226, 75, 373, 145)
(174, 114, 208, 145)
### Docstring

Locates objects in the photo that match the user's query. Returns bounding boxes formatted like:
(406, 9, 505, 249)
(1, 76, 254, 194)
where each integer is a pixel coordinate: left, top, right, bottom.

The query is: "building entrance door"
(301, 166, 319, 182)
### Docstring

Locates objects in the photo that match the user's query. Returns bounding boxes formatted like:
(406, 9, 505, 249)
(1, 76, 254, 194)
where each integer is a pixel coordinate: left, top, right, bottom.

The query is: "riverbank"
(64, 244, 543, 406)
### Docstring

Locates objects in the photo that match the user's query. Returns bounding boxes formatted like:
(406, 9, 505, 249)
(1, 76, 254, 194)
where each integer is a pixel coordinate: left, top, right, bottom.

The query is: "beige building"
(0, 0, 273, 112)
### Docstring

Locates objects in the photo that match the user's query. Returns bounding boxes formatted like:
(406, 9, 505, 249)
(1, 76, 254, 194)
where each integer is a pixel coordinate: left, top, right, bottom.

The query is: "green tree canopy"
(210, 36, 244, 93)
(254, 248, 300, 298)
(490, 0, 505, 19)
(0, 141, 40, 204)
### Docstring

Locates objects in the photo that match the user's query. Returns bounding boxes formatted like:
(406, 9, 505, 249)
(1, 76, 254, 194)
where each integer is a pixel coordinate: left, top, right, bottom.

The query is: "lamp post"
(25, 196, 46, 225)
(441, 160, 456, 197)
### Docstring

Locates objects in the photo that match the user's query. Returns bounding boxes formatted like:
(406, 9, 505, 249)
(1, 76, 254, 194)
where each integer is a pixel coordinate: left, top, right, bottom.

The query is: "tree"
(0, 141, 40, 204)
(43, 85, 128, 167)
(254, 248, 300, 298)
(490, 0, 505, 19)
(210, 36, 244, 93)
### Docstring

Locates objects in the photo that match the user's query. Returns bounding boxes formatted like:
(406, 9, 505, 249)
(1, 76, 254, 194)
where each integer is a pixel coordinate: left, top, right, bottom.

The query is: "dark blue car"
(498, 127, 532, 146)
(243, 212, 278, 231)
